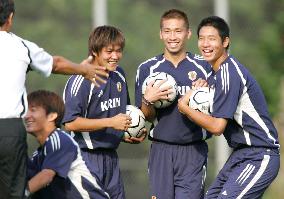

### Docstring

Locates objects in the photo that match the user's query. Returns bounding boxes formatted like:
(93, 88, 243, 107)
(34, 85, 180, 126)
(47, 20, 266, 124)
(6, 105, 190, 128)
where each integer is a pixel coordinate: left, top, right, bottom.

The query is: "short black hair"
(27, 90, 65, 128)
(0, 0, 14, 27)
(160, 9, 189, 30)
(197, 16, 230, 49)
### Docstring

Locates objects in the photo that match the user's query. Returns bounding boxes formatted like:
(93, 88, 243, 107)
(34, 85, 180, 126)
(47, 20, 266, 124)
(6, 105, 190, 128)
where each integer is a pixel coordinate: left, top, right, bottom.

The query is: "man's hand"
(80, 56, 109, 87)
(123, 128, 147, 144)
(178, 90, 193, 115)
(111, 113, 132, 131)
(192, 78, 208, 89)
(143, 79, 173, 104)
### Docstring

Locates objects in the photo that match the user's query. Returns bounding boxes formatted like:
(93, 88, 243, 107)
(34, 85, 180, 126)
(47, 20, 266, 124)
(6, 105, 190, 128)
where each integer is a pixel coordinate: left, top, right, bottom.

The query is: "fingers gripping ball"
(125, 105, 146, 138)
(189, 87, 215, 115)
(142, 72, 178, 108)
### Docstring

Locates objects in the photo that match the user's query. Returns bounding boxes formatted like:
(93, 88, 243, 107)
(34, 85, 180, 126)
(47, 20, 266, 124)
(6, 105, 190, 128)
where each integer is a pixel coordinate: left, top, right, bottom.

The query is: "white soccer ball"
(142, 72, 178, 108)
(125, 105, 146, 138)
(189, 87, 214, 115)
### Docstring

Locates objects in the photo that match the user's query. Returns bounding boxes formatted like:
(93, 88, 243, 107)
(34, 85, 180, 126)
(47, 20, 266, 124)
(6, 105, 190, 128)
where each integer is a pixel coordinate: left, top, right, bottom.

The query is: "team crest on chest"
(188, 71, 197, 81)
(117, 82, 122, 92)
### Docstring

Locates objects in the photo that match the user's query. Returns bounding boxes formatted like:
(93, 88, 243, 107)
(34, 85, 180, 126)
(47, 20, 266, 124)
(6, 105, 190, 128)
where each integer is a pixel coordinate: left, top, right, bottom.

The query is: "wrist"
(81, 64, 88, 76)
(142, 96, 154, 106)
(105, 118, 113, 128)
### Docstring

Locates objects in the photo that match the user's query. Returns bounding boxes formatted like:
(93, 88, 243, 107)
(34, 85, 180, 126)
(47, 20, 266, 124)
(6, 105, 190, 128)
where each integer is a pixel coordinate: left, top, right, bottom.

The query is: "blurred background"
(13, 0, 283, 198)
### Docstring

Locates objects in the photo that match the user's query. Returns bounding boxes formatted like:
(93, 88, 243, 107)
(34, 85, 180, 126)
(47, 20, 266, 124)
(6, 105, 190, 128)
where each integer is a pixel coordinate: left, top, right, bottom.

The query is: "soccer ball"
(142, 72, 178, 108)
(125, 105, 146, 138)
(189, 87, 214, 115)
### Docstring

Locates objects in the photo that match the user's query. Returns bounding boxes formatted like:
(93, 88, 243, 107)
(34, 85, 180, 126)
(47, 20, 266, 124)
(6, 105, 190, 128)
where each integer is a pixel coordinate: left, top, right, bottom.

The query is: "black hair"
(160, 8, 189, 30)
(0, 0, 14, 27)
(197, 16, 230, 49)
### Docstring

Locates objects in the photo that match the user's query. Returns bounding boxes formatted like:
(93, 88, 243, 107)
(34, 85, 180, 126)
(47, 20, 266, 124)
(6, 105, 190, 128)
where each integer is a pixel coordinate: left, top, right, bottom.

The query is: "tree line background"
(12, 0, 283, 198)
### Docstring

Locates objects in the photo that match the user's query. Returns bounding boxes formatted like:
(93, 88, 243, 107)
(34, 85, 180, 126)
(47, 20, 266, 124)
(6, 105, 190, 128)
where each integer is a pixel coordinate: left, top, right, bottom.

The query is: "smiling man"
(62, 25, 146, 199)
(135, 9, 212, 199)
(178, 16, 280, 199)
(25, 90, 109, 199)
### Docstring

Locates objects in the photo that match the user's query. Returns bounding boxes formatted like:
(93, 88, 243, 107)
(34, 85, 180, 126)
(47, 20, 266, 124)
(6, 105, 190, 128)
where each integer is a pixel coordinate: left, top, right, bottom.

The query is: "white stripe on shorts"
(236, 154, 270, 199)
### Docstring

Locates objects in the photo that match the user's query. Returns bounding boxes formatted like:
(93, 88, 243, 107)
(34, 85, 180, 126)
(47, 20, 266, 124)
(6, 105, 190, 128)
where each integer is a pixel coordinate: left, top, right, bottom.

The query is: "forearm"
(140, 103, 156, 122)
(64, 117, 112, 132)
(52, 56, 87, 75)
(182, 107, 227, 135)
(28, 169, 55, 193)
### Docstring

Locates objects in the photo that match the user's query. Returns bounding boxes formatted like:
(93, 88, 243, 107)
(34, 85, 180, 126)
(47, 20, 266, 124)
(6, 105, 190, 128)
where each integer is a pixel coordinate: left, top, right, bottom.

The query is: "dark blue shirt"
(209, 55, 279, 149)
(63, 67, 130, 149)
(28, 129, 109, 199)
(135, 53, 212, 144)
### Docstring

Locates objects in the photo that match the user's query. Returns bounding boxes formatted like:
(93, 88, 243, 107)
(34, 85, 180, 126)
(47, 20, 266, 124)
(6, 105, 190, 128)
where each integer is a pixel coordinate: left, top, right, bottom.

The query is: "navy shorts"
(0, 118, 27, 199)
(81, 148, 125, 199)
(148, 141, 208, 199)
(205, 147, 280, 199)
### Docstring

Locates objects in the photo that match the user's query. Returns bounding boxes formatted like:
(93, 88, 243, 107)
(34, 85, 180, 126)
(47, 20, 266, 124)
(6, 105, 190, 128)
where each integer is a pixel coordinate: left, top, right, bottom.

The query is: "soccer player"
(178, 16, 280, 198)
(135, 9, 212, 199)
(25, 90, 109, 199)
(62, 25, 146, 199)
(0, 0, 107, 198)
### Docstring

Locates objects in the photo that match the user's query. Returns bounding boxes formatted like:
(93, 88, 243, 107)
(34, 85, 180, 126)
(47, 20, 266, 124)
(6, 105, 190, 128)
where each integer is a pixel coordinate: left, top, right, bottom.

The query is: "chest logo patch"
(188, 71, 197, 81)
(117, 82, 122, 92)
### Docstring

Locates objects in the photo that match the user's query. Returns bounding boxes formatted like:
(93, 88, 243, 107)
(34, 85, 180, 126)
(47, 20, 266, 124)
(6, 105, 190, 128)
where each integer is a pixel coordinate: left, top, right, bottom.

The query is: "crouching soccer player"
(24, 90, 110, 199)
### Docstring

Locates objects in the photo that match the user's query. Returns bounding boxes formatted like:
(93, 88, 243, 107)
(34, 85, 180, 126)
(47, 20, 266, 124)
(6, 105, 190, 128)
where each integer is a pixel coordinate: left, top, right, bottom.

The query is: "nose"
(169, 31, 176, 40)
(112, 52, 118, 59)
(24, 110, 31, 120)
(200, 38, 210, 48)
(111, 52, 121, 59)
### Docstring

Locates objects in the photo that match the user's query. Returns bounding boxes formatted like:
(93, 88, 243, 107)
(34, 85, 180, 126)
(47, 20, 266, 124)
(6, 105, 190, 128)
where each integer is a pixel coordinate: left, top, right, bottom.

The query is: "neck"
(212, 52, 229, 72)
(36, 127, 57, 146)
(0, 25, 8, 31)
(163, 50, 187, 67)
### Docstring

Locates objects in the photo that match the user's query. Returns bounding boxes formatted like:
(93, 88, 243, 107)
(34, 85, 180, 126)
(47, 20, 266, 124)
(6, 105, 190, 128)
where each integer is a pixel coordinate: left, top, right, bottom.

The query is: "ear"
(187, 29, 192, 39)
(159, 30, 163, 40)
(7, 13, 13, 25)
(47, 112, 58, 123)
(223, 37, 230, 49)
(3, 13, 14, 31)
(92, 51, 97, 57)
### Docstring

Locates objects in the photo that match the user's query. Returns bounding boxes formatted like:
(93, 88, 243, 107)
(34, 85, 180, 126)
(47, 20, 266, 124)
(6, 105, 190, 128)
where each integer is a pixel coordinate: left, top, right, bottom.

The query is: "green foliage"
(14, 0, 93, 94)
(13, 0, 283, 114)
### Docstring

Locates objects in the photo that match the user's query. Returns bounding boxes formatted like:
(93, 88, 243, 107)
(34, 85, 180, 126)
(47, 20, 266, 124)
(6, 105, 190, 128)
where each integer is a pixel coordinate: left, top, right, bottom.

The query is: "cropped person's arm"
(52, 56, 108, 86)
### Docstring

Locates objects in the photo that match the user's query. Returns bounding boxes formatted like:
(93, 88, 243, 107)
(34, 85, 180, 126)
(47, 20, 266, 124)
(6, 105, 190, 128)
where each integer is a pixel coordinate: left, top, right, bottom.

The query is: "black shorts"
(0, 118, 27, 199)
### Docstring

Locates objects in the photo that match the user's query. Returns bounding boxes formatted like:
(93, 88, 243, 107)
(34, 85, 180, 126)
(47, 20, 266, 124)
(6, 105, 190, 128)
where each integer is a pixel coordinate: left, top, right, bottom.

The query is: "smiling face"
(198, 25, 229, 70)
(88, 26, 125, 72)
(24, 104, 52, 136)
(160, 18, 191, 56)
(93, 44, 123, 72)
